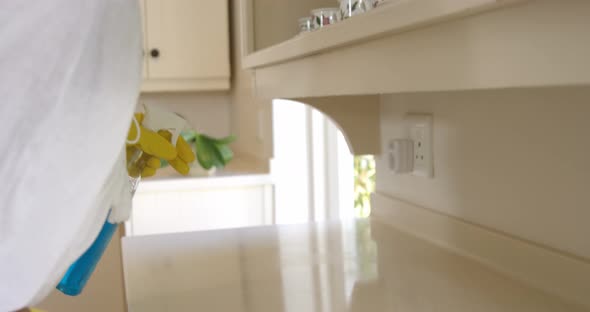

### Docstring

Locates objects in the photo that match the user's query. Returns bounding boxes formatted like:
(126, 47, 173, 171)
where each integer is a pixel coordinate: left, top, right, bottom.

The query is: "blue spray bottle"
(56, 168, 142, 296)
(56, 218, 120, 296)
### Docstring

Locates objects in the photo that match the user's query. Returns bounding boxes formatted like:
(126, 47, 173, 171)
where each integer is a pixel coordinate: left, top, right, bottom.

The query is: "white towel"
(0, 0, 142, 309)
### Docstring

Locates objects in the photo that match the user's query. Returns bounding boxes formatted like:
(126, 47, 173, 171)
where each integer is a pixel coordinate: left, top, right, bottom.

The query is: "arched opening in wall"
(271, 99, 375, 224)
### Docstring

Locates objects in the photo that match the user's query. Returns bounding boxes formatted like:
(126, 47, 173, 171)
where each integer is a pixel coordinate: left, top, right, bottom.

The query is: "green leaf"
(197, 134, 235, 145)
(352, 1, 358, 11)
(213, 135, 236, 145)
(211, 152, 225, 168)
(181, 130, 197, 143)
(193, 133, 236, 170)
(214, 142, 234, 165)
(194, 134, 217, 169)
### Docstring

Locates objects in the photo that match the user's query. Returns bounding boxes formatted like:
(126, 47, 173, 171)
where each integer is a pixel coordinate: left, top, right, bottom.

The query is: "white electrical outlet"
(406, 114, 434, 178)
(388, 139, 414, 174)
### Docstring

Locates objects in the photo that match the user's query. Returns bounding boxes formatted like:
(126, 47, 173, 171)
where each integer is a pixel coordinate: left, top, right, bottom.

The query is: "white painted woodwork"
(141, 0, 230, 92)
(295, 96, 381, 155)
(245, 0, 520, 68)
(243, 0, 590, 98)
(127, 175, 274, 236)
(240, 0, 590, 155)
(141, 77, 229, 92)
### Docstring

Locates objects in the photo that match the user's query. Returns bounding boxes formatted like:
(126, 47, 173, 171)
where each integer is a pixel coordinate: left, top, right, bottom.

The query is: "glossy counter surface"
(122, 220, 588, 311)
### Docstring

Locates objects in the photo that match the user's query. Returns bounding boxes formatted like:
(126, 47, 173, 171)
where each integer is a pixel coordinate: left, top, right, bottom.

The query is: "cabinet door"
(128, 184, 274, 236)
(145, 0, 230, 81)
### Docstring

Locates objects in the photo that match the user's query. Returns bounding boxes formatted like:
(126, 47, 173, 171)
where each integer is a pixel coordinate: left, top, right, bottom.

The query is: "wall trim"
(371, 192, 590, 309)
(141, 77, 230, 92)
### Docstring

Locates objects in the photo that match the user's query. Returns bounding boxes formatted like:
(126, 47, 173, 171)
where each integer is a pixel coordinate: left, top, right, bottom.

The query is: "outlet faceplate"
(387, 139, 414, 174)
(406, 114, 434, 178)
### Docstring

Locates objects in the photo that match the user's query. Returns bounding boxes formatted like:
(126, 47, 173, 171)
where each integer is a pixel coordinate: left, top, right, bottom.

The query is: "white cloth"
(0, 0, 142, 310)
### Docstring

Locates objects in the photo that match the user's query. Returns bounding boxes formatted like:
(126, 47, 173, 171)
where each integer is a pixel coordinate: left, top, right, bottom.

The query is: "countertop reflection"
(122, 219, 587, 312)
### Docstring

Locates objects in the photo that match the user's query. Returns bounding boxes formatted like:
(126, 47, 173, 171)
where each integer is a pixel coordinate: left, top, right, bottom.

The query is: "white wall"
(375, 86, 590, 259)
(138, 92, 231, 138)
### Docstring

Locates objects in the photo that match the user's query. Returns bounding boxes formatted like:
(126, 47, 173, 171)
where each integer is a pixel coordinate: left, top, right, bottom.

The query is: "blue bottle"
(56, 218, 118, 296)
(56, 145, 143, 296)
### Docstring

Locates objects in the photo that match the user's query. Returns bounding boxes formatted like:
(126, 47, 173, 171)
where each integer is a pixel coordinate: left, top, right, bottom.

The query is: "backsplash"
(138, 92, 231, 138)
(375, 86, 590, 260)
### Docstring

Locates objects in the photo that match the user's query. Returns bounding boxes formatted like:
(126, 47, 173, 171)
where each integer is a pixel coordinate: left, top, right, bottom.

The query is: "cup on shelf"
(299, 16, 314, 33)
(338, 0, 378, 19)
(311, 8, 340, 29)
(374, 0, 399, 8)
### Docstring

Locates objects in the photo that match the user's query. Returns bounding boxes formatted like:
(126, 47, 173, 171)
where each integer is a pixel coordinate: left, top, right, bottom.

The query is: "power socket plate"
(406, 114, 434, 178)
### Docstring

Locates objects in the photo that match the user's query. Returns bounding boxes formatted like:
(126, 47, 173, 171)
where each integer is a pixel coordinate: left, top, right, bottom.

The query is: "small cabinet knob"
(150, 49, 160, 58)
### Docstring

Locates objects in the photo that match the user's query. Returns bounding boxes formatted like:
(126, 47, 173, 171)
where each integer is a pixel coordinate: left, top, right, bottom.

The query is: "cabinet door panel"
(145, 0, 229, 79)
(129, 185, 272, 236)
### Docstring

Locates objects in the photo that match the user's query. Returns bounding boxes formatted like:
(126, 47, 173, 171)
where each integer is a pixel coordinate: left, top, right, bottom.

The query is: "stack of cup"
(338, 0, 379, 19)
(298, 7, 340, 34)
(299, 16, 314, 33)
(311, 8, 340, 29)
(299, 0, 390, 34)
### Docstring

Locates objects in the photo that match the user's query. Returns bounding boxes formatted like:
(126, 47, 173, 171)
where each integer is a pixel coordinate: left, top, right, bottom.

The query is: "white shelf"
(243, 0, 517, 69)
(239, 0, 590, 155)
(244, 0, 590, 99)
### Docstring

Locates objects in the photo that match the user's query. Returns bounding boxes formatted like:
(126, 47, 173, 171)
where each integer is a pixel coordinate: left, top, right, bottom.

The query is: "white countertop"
(121, 219, 588, 312)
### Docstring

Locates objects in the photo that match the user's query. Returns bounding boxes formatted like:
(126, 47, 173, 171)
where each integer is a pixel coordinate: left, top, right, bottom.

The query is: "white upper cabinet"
(141, 0, 230, 92)
(241, 0, 590, 99)
(235, 0, 590, 155)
